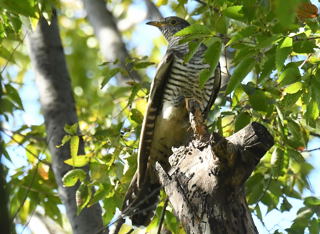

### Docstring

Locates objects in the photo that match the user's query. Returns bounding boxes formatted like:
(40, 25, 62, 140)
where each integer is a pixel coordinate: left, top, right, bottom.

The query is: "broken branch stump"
(156, 122, 274, 234)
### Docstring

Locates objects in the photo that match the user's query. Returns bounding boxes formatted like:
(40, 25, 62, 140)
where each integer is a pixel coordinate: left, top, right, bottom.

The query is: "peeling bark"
(156, 122, 274, 234)
(81, 0, 141, 83)
(27, 13, 106, 234)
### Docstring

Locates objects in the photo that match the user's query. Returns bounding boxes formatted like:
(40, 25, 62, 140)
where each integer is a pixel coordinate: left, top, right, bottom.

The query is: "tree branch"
(144, 0, 163, 20)
(27, 12, 106, 234)
(156, 122, 274, 234)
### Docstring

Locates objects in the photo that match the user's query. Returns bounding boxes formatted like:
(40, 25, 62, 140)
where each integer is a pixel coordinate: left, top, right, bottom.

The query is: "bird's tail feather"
(112, 171, 161, 233)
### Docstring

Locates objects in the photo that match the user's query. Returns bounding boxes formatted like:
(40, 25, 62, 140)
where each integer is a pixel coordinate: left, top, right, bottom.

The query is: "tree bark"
(27, 13, 106, 234)
(81, 0, 141, 83)
(144, 0, 163, 20)
(156, 122, 274, 234)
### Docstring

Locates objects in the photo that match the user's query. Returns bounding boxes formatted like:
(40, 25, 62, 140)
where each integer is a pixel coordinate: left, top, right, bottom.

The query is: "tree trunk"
(81, 0, 141, 83)
(27, 12, 106, 234)
(156, 122, 274, 234)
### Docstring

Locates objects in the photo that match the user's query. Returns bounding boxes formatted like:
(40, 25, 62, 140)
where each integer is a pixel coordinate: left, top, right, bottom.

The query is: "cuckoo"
(116, 16, 221, 230)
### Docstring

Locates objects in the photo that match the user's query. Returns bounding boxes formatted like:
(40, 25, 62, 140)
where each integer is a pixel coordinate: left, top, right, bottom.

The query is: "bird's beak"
(146, 21, 165, 28)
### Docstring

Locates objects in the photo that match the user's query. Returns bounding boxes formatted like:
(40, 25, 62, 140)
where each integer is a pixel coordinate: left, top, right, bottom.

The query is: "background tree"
(1, 0, 320, 233)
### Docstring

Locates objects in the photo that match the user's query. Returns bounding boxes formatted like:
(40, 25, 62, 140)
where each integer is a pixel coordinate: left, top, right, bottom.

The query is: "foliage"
(1, 0, 320, 233)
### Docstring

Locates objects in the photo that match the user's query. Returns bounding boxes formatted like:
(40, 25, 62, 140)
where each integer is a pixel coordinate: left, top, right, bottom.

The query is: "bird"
(114, 16, 221, 231)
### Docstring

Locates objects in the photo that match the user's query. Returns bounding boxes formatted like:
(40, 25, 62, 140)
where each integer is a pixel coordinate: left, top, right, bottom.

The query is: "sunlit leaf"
(278, 64, 300, 86)
(62, 169, 87, 187)
(223, 5, 244, 21)
(64, 155, 90, 167)
(70, 136, 79, 158)
(276, 37, 292, 71)
(0, 0, 37, 17)
(174, 24, 211, 37)
(284, 82, 302, 94)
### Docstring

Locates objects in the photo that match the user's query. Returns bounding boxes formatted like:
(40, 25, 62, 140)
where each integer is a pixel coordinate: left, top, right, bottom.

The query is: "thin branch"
(20, 198, 38, 234)
(0, 32, 27, 75)
(194, 0, 207, 6)
(1, 129, 51, 166)
(303, 147, 320, 152)
(157, 198, 169, 234)
(310, 132, 320, 138)
(144, 0, 162, 20)
(12, 160, 40, 222)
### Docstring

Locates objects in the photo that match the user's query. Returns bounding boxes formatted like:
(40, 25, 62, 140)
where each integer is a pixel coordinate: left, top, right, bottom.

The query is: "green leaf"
(284, 82, 302, 94)
(280, 197, 292, 212)
(0, 0, 37, 17)
(184, 40, 203, 63)
(174, 24, 211, 37)
(130, 108, 143, 124)
(223, 5, 244, 21)
(226, 57, 255, 94)
(133, 61, 155, 69)
(56, 135, 71, 148)
(287, 121, 303, 143)
(204, 38, 222, 70)
(278, 64, 300, 86)
(304, 196, 320, 206)
(271, 147, 284, 177)
(70, 136, 79, 158)
(276, 37, 292, 71)
(0, 46, 15, 63)
(199, 38, 222, 87)
(309, 218, 320, 234)
(88, 185, 113, 206)
(248, 90, 270, 112)
(260, 51, 275, 80)
(76, 183, 92, 215)
(215, 15, 228, 34)
(275, 0, 299, 27)
(306, 100, 319, 121)
(62, 169, 87, 187)
(64, 155, 90, 167)
(235, 112, 251, 131)
(5, 84, 23, 110)
(227, 26, 256, 46)
(64, 123, 79, 135)
(293, 40, 317, 54)
(281, 91, 302, 108)
(100, 67, 121, 89)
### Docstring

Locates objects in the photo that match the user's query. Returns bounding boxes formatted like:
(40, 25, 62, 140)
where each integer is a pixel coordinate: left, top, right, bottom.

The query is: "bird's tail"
(112, 171, 161, 233)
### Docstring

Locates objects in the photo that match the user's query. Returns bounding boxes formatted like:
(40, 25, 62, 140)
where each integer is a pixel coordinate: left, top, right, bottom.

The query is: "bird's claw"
(185, 98, 209, 141)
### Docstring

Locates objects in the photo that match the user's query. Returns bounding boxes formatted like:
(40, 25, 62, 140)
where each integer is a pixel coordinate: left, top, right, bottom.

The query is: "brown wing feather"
(137, 52, 174, 187)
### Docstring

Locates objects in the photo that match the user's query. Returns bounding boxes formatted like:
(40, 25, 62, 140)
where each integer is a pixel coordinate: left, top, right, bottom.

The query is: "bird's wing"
(202, 63, 221, 118)
(137, 52, 174, 187)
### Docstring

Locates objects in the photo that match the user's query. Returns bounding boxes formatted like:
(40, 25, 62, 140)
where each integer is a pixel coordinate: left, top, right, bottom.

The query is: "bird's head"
(146, 16, 190, 44)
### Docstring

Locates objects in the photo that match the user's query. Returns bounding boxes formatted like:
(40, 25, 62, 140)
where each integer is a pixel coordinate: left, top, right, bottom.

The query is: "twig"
(157, 198, 169, 234)
(0, 32, 28, 75)
(1, 129, 51, 166)
(11, 160, 40, 222)
(310, 132, 320, 138)
(303, 147, 320, 152)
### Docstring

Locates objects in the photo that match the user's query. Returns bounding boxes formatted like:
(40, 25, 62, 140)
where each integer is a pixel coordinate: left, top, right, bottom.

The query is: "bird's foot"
(185, 98, 209, 141)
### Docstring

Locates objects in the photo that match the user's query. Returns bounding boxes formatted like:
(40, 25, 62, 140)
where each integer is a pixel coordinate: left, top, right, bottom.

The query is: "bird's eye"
(170, 19, 177, 25)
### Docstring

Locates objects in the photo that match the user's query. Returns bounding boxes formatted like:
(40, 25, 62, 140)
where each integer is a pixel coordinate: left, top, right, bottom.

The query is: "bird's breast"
(148, 100, 190, 171)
